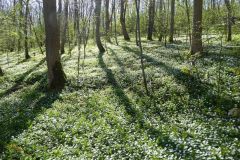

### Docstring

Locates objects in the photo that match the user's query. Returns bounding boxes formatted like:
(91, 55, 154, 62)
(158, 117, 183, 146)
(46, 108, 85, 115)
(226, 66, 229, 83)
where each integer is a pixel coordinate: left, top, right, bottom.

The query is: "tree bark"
(211, 0, 216, 9)
(169, 0, 175, 43)
(113, 0, 119, 45)
(135, 0, 149, 96)
(147, 0, 155, 41)
(58, 0, 62, 50)
(120, 0, 130, 41)
(105, 0, 111, 42)
(17, 0, 23, 58)
(60, 0, 69, 54)
(185, 0, 192, 45)
(24, 0, 30, 59)
(73, 0, 79, 45)
(95, 0, 105, 53)
(158, 0, 164, 42)
(191, 0, 203, 54)
(224, 0, 232, 41)
(43, 0, 66, 90)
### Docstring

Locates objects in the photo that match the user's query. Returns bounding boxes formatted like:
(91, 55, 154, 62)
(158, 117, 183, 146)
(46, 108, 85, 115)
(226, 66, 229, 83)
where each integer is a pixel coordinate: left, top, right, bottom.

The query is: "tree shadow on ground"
(0, 58, 46, 99)
(120, 45, 237, 110)
(121, 46, 206, 97)
(98, 52, 192, 158)
(0, 76, 61, 153)
(108, 48, 126, 73)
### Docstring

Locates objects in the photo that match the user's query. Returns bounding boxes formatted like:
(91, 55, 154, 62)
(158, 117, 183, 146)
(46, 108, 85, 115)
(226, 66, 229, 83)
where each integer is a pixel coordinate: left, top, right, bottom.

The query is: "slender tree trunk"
(147, 0, 155, 40)
(73, 0, 78, 45)
(212, 0, 216, 9)
(17, 0, 23, 60)
(113, 0, 118, 45)
(13, 0, 17, 51)
(225, 0, 232, 41)
(135, 0, 149, 96)
(191, 0, 203, 54)
(61, 0, 69, 54)
(169, 0, 175, 43)
(120, 0, 130, 41)
(185, 0, 192, 45)
(24, 0, 30, 59)
(43, 0, 66, 90)
(158, 0, 164, 42)
(95, 0, 105, 53)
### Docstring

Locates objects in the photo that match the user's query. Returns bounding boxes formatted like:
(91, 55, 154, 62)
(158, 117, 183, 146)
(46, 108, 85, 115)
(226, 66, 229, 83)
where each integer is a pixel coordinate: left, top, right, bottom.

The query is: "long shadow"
(108, 48, 126, 73)
(121, 45, 237, 109)
(98, 52, 192, 158)
(0, 76, 61, 153)
(98, 53, 136, 117)
(108, 48, 146, 97)
(121, 46, 206, 97)
(0, 58, 46, 99)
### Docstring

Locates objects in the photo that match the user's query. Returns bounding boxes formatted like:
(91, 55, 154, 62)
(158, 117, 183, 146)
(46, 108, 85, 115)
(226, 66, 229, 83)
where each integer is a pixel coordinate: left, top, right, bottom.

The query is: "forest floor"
(0, 38, 240, 159)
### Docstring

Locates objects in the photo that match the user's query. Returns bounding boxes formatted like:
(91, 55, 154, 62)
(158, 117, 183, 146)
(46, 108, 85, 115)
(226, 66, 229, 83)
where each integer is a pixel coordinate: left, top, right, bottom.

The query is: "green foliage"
(0, 38, 239, 159)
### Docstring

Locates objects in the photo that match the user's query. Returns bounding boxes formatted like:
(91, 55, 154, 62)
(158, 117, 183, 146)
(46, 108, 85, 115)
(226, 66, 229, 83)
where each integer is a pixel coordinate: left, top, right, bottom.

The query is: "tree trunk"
(58, 0, 62, 50)
(147, 0, 155, 41)
(169, 0, 175, 43)
(211, 0, 216, 9)
(113, 0, 118, 45)
(17, 0, 23, 59)
(225, 0, 232, 41)
(43, 0, 66, 90)
(24, 0, 30, 59)
(120, 0, 130, 41)
(95, 0, 105, 53)
(73, 0, 79, 46)
(191, 0, 203, 54)
(185, 0, 192, 45)
(135, 0, 149, 96)
(0, 67, 3, 76)
(158, 0, 164, 42)
(60, 0, 69, 54)
(105, 0, 111, 42)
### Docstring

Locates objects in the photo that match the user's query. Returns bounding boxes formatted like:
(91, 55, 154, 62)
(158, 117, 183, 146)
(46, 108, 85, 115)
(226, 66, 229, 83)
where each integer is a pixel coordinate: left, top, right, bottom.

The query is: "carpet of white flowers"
(0, 38, 239, 159)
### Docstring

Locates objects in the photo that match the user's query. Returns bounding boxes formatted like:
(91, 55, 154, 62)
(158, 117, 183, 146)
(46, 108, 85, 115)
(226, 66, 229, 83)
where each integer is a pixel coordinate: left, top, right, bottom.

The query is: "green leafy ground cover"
(0, 38, 240, 159)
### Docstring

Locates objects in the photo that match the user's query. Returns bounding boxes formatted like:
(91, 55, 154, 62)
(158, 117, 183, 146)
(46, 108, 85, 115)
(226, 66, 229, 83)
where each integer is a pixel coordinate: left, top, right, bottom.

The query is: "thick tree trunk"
(169, 0, 175, 43)
(105, 0, 111, 42)
(58, 0, 62, 50)
(60, 0, 69, 54)
(95, 0, 105, 53)
(225, 0, 232, 41)
(191, 0, 203, 54)
(24, 0, 30, 59)
(120, 0, 130, 41)
(147, 0, 155, 41)
(43, 0, 66, 90)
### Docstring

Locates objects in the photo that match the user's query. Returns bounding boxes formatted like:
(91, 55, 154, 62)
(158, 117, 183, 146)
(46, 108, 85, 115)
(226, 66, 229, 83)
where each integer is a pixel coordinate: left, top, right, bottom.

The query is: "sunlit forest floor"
(0, 37, 240, 159)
